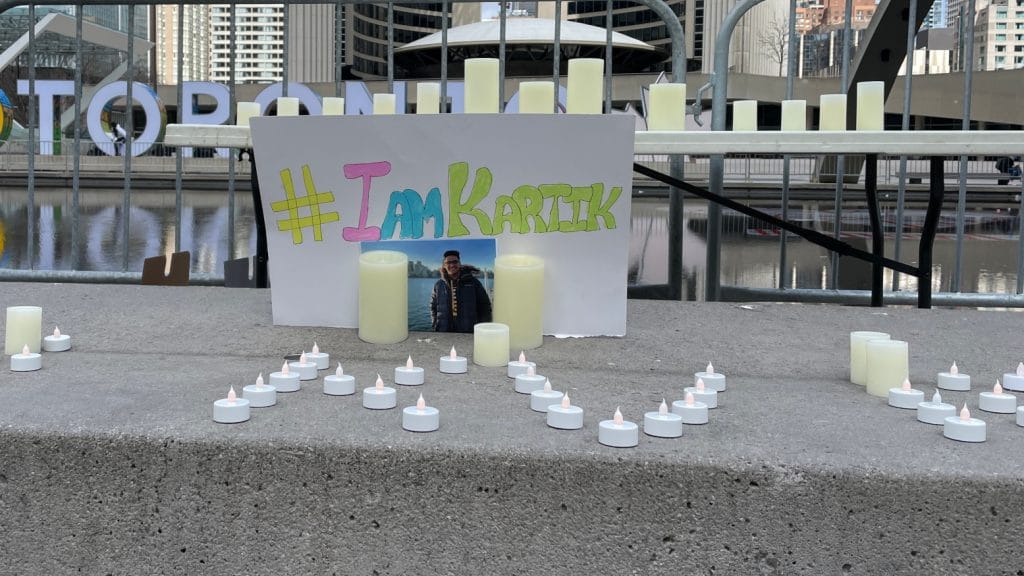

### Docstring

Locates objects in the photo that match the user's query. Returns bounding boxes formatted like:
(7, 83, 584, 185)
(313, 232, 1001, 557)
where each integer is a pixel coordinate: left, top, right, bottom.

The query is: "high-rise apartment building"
(210, 4, 284, 84)
(796, 0, 877, 77)
(155, 5, 211, 84)
(973, 0, 1024, 69)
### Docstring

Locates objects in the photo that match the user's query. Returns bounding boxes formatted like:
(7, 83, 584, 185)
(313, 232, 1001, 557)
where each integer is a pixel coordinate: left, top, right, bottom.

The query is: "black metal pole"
(917, 157, 946, 309)
(864, 153, 883, 306)
(248, 150, 269, 288)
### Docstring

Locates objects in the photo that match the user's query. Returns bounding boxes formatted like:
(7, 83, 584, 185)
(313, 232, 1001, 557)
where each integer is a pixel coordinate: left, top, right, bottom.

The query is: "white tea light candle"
(598, 408, 639, 448)
(732, 100, 758, 131)
(856, 81, 885, 131)
(242, 373, 277, 408)
(865, 339, 908, 398)
(643, 400, 683, 438)
(978, 381, 1017, 414)
(888, 378, 924, 409)
(646, 83, 686, 131)
(684, 378, 718, 408)
(672, 392, 709, 424)
(473, 322, 509, 367)
(464, 58, 500, 113)
(530, 379, 563, 412)
(566, 58, 603, 114)
(324, 363, 356, 396)
(517, 81, 555, 114)
(1001, 362, 1024, 391)
(917, 390, 956, 425)
(307, 342, 329, 370)
(937, 361, 970, 391)
(276, 97, 299, 116)
(781, 100, 807, 131)
(358, 250, 409, 345)
(493, 254, 544, 351)
(507, 351, 535, 379)
(694, 362, 725, 392)
(819, 94, 847, 131)
(10, 344, 41, 372)
(42, 326, 71, 352)
(373, 93, 396, 115)
(402, 394, 440, 432)
(515, 365, 546, 394)
(440, 346, 468, 374)
(416, 82, 440, 114)
(395, 355, 425, 386)
(943, 405, 986, 443)
(849, 331, 890, 385)
(5, 306, 42, 354)
(1017, 406, 1024, 427)
(289, 352, 318, 381)
(322, 97, 345, 116)
(269, 361, 301, 392)
(213, 387, 251, 424)
(547, 393, 584, 430)
(363, 374, 397, 410)
(236, 102, 260, 126)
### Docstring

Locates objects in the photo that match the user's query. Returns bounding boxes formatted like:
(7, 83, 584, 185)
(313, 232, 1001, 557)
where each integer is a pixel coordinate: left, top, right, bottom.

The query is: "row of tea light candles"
(7, 306, 73, 371)
(236, 57, 887, 132)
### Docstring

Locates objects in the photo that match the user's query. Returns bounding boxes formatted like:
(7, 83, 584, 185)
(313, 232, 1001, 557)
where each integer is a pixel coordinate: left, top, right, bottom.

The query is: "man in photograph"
(430, 249, 492, 332)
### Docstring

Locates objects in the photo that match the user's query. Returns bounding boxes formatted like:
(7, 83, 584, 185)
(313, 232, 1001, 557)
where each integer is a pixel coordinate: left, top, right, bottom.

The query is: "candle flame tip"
(659, 399, 668, 415)
(994, 380, 1003, 395)
(561, 394, 571, 409)
(613, 407, 623, 425)
(299, 352, 307, 364)
(53, 326, 61, 338)
(960, 403, 970, 421)
(450, 345, 457, 359)
(696, 377, 706, 391)
(336, 363, 344, 377)
(281, 361, 289, 375)
(312, 342, 320, 355)
(416, 393, 426, 411)
(375, 374, 384, 390)
(519, 351, 526, 363)
(902, 378, 911, 391)
(706, 362, 714, 374)
(932, 389, 941, 404)
(685, 391, 695, 406)
(406, 355, 414, 369)
(21, 344, 29, 355)
(950, 361, 958, 376)
(227, 386, 237, 403)
(543, 379, 552, 393)
(1017, 362, 1024, 377)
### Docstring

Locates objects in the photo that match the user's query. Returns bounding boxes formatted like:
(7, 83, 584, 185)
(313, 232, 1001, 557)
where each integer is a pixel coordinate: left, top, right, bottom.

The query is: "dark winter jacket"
(430, 266, 492, 332)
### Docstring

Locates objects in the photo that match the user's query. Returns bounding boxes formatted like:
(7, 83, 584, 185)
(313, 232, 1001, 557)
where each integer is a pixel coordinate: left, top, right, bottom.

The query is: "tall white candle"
(518, 81, 555, 114)
(732, 100, 758, 131)
(464, 58, 500, 113)
(781, 99, 807, 131)
(865, 339, 909, 398)
(416, 83, 440, 114)
(646, 83, 686, 131)
(236, 102, 260, 126)
(849, 331, 890, 385)
(373, 93, 396, 115)
(819, 94, 847, 131)
(358, 250, 408, 344)
(5, 306, 42, 354)
(566, 58, 603, 114)
(276, 97, 299, 116)
(492, 254, 544, 351)
(856, 81, 885, 131)
(322, 97, 345, 116)
(473, 322, 509, 367)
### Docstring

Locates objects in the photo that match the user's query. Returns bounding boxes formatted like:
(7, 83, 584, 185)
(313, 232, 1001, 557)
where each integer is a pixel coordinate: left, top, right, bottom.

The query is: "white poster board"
(250, 114, 635, 336)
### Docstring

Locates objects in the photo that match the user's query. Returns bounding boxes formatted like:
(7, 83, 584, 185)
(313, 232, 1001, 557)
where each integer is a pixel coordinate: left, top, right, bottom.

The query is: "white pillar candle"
(373, 93, 396, 115)
(5, 306, 42, 354)
(402, 394, 440, 432)
(395, 355, 425, 386)
(42, 326, 71, 352)
(473, 322, 509, 367)
(646, 83, 686, 131)
(1002, 362, 1024, 391)
(643, 400, 683, 438)
(507, 351, 536, 378)
(276, 97, 299, 116)
(684, 378, 717, 408)
(416, 82, 440, 114)
(530, 379, 563, 412)
(856, 81, 885, 131)
(515, 365, 546, 394)
(917, 389, 956, 425)
(493, 254, 544, 351)
(236, 102, 260, 126)
(598, 408, 639, 448)
(944, 405, 985, 442)
(322, 97, 345, 116)
(464, 58, 500, 113)
(937, 361, 971, 391)
(978, 381, 1017, 413)
(547, 393, 584, 430)
(888, 378, 924, 409)
(781, 99, 807, 131)
(242, 373, 277, 408)
(213, 387, 251, 424)
(289, 352, 318, 381)
(566, 58, 604, 114)
(324, 363, 356, 396)
(439, 346, 467, 374)
(865, 339, 909, 398)
(671, 392, 709, 424)
(819, 94, 847, 131)
(732, 100, 758, 131)
(269, 361, 301, 392)
(358, 250, 408, 345)
(10, 344, 41, 372)
(850, 331, 890, 385)
(363, 374, 397, 410)
(694, 362, 726, 392)
(518, 81, 555, 114)
(306, 342, 329, 370)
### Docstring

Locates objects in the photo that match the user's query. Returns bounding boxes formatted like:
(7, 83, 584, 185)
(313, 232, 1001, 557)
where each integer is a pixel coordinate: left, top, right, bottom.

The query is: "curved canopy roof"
(396, 18, 658, 53)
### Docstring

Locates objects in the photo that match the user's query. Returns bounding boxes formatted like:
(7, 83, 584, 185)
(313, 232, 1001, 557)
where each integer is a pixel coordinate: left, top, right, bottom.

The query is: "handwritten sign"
(250, 114, 634, 336)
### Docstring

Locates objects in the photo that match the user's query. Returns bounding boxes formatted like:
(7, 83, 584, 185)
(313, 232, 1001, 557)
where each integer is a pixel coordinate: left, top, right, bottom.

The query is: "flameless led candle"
(732, 100, 758, 131)
(781, 99, 807, 131)
(1002, 363, 1024, 391)
(850, 331, 890, 385)
(888, 378, 924, 409)
(289, 352, 318, 381)
(5, 306, 42, 354)
(518, 81, 555, 114)
(917, 389, 956, 425)
(473, 322, 509, 367)
(213, 387, 251, 424)
(644, 400, 683, 438)
(1018, 406, 1024, 427)
(395, 355, 425, 386)
(671, 391, 709, 425)
(598, 408, 639, 448)
(547, 393, 584, 430)
(324, 363, 356, 396)
(363, 374, 397, 410)
(979, 381, 1017, 414)
(307, 342, 329, 370)
(373, 93, 396, 115)
(944, 404, 985, 442)
(10, 344, 41, 372)
(322, 97, 345, 116)
(515, 365, 547, 394)
(242, 373, 277, 408)
(856, 81, 885, 131)
(937, 361, 971, 391)
(269, 361, 301, 392)
(684, 378, 717, 408)
(236, 102, 260, 126)
(819, 94, 847, 131)
(865, 339, 908, 397)
(694, 362, 726, 392)
(566, 58, 603, 114)
(646, 83, 686, 131)
(358, 250, 408, 345)
(416, 82, 440, 114)
(439, 346, 467, 374)
(507, 351, 536, 379)
(493, 254, 544, 351)
(42, 326, 70, 352)
(276, 97, 299, 116)
(530, 379, 563, 412)
(403, 394, 440, 432)
(464, 58, 500, 113)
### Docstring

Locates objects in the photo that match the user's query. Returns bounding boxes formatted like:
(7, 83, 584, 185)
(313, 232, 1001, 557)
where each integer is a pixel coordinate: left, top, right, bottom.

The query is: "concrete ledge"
(1, 283, 1023, 574)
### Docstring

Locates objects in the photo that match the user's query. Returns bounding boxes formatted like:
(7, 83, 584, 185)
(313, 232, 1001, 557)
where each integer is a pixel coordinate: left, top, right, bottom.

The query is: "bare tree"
(758, 16, 790, 77)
